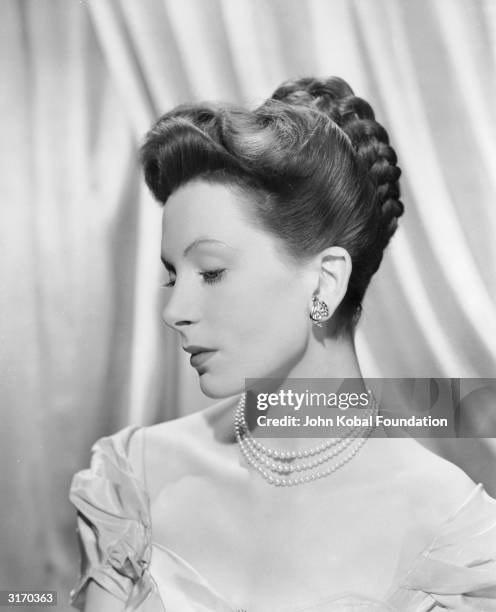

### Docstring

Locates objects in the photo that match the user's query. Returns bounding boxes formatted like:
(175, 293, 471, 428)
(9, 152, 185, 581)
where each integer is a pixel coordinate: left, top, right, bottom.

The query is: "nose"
(161, 284, 199, 330)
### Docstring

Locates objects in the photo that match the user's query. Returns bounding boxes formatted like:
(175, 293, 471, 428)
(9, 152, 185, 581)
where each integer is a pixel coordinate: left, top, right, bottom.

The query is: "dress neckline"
(129, 425, 488, 611)
(151, 540, 398, 611)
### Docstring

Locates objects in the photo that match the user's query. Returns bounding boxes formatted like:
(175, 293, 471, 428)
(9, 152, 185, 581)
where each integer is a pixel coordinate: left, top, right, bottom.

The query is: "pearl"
(234, 392, 378, 487)
(236, 393, 376, 460)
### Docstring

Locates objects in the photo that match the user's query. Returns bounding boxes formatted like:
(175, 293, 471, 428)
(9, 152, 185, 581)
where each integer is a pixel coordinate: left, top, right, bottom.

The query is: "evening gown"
(68, 425, 496, 611)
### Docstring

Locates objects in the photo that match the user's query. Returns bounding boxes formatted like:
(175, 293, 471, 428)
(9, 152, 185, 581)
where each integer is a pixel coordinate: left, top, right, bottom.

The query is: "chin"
(197, 371, 245, 399)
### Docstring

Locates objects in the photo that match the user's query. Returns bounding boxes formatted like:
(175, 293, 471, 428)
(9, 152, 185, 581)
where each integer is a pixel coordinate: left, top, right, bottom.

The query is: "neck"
(242, 333, 375, 453)
(296, 331, 364, 379)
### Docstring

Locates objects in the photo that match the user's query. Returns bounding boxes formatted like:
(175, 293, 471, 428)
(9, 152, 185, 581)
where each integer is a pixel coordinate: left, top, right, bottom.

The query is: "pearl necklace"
(234, 392, 378, 486)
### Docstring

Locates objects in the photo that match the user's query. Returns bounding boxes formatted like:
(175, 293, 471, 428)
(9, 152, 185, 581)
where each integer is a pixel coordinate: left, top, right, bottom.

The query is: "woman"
(69, 77, 496, 611)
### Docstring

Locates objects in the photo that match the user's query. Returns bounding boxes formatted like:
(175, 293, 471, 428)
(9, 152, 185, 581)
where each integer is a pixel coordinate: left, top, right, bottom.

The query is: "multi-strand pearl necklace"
(234, 392, 378, 486)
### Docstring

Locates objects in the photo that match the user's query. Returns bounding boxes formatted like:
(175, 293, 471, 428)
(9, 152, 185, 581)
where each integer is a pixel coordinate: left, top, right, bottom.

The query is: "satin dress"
(68, 425, 496, 611)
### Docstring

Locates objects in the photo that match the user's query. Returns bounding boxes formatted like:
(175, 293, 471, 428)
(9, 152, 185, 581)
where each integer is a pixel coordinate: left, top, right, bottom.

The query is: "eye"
(160, 269, 226, 289)
(200, 269, 226, 284)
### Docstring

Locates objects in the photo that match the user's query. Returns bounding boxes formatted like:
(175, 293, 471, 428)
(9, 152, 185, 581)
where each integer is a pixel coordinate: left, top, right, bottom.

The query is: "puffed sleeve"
(69, 425, 157, 611)
(398, 483, 496, 611)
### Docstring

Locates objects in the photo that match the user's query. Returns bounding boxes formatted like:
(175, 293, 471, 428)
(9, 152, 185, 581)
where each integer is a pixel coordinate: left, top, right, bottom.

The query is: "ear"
(311, 246, 352, 318)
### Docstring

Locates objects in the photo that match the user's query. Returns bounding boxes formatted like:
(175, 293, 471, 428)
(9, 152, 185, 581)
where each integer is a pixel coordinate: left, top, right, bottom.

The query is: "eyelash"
(161, 269, 226, 288)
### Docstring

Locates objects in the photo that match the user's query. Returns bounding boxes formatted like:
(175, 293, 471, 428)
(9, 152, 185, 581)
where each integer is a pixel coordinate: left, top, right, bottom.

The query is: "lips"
(189, 350, 216, 368)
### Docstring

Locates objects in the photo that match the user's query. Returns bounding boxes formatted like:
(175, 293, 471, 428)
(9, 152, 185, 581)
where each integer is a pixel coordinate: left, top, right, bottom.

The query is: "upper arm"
(83, 580, 126, 612)
(417, 451, 478, 524)
(69, 427, 152, 611)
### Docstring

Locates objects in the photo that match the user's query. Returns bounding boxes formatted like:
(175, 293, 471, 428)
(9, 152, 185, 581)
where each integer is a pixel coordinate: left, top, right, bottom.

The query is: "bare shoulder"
(143, 394, 237, 449)
(402, 438, 478, 526)
(139, 396, 238, 498)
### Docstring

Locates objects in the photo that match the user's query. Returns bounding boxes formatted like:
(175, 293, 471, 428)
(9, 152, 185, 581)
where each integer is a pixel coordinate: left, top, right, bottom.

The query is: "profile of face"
(160, 180, 315, 398)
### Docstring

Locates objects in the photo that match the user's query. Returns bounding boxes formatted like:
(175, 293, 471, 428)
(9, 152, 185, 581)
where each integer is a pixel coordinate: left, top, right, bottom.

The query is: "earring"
(309, 295, 330, 327)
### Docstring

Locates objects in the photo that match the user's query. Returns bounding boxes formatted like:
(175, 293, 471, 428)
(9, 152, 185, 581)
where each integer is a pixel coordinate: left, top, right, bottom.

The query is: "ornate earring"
(309, 295, 330, 327)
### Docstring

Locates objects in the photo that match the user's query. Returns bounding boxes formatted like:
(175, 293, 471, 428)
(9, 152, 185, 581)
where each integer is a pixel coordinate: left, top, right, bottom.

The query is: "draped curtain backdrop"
(1, 0, 495, 608)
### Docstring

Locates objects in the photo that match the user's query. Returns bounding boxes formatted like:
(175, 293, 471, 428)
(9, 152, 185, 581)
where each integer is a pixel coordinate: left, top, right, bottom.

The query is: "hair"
(140, 76, 404, 338)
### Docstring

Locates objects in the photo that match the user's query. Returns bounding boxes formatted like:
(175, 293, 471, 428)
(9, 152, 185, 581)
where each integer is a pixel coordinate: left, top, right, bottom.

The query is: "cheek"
(209, 269, 309, 352)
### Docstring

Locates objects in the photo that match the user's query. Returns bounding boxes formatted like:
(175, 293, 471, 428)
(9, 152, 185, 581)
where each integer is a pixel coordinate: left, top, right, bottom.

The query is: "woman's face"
(161, 180, 313, 398)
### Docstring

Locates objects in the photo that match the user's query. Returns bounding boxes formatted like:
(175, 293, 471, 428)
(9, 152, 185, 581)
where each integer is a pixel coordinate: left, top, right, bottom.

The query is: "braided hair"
(140, 76, 404, 338)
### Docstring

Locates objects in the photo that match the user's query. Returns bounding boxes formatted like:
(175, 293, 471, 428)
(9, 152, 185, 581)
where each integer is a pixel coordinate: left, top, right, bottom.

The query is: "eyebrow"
(160, 238, 235, 270)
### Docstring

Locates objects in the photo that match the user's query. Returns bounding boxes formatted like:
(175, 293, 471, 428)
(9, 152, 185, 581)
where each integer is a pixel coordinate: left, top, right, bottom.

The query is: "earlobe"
(309, 295, 331, 327)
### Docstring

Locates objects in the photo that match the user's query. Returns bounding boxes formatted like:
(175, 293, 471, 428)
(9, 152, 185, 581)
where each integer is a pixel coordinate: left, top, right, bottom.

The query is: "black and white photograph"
(1, 0, 496, 611)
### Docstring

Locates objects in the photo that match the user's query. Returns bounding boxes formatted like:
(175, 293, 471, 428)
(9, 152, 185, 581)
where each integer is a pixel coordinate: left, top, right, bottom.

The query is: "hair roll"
(271, 76, 404, 254)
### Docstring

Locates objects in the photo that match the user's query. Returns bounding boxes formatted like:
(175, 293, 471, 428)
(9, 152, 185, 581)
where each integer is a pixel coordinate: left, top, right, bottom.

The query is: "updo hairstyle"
(140, 76, 404, 338)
